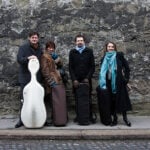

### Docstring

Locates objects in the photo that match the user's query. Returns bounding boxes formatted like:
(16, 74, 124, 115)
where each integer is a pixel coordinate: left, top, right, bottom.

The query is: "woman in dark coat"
(97, 41, 132, 127)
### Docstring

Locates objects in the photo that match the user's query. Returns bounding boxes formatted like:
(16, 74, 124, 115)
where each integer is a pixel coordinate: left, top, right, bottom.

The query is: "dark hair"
(74, 34, 86, 42)
(104, 41, 117, 53)
(28, 31, 39, 38)
(45, 41, 56, 49)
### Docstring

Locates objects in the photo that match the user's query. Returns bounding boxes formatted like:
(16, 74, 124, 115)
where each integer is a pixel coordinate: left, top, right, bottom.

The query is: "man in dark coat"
(69, 34, 95, 124)
(15, 31, 43, 128)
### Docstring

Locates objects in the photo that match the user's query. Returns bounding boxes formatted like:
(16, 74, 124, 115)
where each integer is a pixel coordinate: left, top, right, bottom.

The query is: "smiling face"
(29, 34, 39, 45)
(75, 37, 85, 48)
(45, 41, 56, 55)
(46, 47, 55, 54)
(105, 42, 118, 53)
(106, 43, 115, 52)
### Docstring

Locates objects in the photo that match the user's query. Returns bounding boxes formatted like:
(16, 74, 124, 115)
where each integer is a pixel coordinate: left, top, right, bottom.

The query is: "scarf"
(99, 51, 117, 93)
(75, 45, 85, 54)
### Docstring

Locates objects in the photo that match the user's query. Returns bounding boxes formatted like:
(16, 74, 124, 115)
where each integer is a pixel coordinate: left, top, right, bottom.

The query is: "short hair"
(28, 31, 39, 38)
(45, 41, 56, 49)
(74, 34, 86, 42)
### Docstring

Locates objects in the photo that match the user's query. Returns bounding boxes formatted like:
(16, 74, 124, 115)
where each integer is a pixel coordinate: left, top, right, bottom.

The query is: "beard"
(77, 43, 84, 48)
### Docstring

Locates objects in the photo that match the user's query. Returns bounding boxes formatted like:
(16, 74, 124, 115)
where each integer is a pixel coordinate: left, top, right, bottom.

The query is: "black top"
(69, 47, 95, 82)
(17, 41, 43, 85)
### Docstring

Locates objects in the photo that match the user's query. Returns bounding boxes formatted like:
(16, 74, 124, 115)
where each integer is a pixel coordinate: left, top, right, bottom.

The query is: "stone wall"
(0, 0, 150, 115)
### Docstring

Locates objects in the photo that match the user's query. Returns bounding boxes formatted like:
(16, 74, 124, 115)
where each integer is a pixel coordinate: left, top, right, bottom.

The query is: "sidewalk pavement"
(0, 115, 150, 140)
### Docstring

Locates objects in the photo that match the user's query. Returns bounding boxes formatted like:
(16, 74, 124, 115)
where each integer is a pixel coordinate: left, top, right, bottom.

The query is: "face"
(29, 34, 39, 45)
(75, 37, 85, 47)
(46, 47, 55, 54)
(106, 43, 115, 52)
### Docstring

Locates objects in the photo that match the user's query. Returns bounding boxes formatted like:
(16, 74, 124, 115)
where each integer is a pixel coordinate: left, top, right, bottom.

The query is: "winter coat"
(100, 52, 132, 113)
(17, 41, 43, 85)
(41, 52, 62, 95)
(69, 47, 95, 82)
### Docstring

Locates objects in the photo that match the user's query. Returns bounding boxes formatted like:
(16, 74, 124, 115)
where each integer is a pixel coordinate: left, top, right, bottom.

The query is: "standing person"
(69, 34, 95, 125)
(15, 31, 43, 128)
(40, 41, 63, 126)
(97, 41, 132, 127)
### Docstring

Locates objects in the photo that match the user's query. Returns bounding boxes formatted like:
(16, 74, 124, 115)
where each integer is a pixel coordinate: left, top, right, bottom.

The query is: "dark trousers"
(107, 80, 127, 118)
(16, 83, 26, 124)
(107, 80, 117, 116)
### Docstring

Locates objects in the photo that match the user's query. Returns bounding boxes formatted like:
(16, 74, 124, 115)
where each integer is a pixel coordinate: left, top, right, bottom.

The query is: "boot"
(44, 121, 52, 126)
(15, 99, 23, 128)
(122, 111, 131, 127)
(15, 117, 23, 128)
(111, 113, 118, 126)
(73, 117, 78, 123)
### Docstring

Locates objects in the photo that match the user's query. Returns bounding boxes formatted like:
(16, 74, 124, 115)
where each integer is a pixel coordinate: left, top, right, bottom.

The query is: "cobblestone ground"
(0, 140, 149, 150)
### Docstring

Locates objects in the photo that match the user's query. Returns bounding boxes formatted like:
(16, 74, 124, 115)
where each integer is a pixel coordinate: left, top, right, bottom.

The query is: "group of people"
(15, 31, 132, 128)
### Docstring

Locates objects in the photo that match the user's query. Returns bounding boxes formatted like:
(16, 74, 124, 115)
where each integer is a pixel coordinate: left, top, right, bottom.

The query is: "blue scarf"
(75, 45, 85, 54)
(99, 51, 117, 93)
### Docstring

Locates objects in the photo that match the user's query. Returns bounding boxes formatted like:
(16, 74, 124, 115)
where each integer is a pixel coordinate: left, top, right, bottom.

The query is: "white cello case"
(21, 58, 46, 128)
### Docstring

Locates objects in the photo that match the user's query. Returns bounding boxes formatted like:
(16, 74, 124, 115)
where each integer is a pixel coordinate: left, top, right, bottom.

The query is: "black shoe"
(90, 117, 97, 124)
(123, 119, 131, 127)
(44, 121, 52, 126)
(111, 120, 117, 126)
(73, 117, 78, 123)
(110, 119, 118, 126)
(90, 113, 97, 124)
(111, 115, 118, 126)
(122, 111, 131, 127)
(15, 120, 23, 128)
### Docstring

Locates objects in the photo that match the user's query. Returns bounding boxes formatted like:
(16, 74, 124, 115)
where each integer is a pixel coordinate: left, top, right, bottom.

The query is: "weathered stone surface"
(0, 0, 150, 115)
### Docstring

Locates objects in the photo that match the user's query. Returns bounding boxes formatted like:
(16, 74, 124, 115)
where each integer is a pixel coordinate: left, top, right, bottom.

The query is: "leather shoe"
(110, 120, 117, 126)
(73, 117, 78, 123)
(123, 119, 131, 127)
(111, 115, 118, 126)
(44, 121, 52, 126)
(15, 120, 23, 128)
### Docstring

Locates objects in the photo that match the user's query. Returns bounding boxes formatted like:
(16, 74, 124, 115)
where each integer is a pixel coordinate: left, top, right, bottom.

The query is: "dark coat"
(17, 41, 43, 85)
(101, 52, 132, 113)
(69, 47, 95, 82)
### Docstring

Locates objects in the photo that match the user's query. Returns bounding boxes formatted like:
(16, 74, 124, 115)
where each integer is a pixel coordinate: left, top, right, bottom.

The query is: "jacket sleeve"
(17, 45, 29, 65)
(120, 52, 130, 83)
(86, 49, 95, 79)
(69, 50, 77, 81)
(41, 55, 60, 85)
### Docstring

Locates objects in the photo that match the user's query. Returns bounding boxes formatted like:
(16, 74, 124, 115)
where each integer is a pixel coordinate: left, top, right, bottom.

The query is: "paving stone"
(0, 140, 149, 150)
